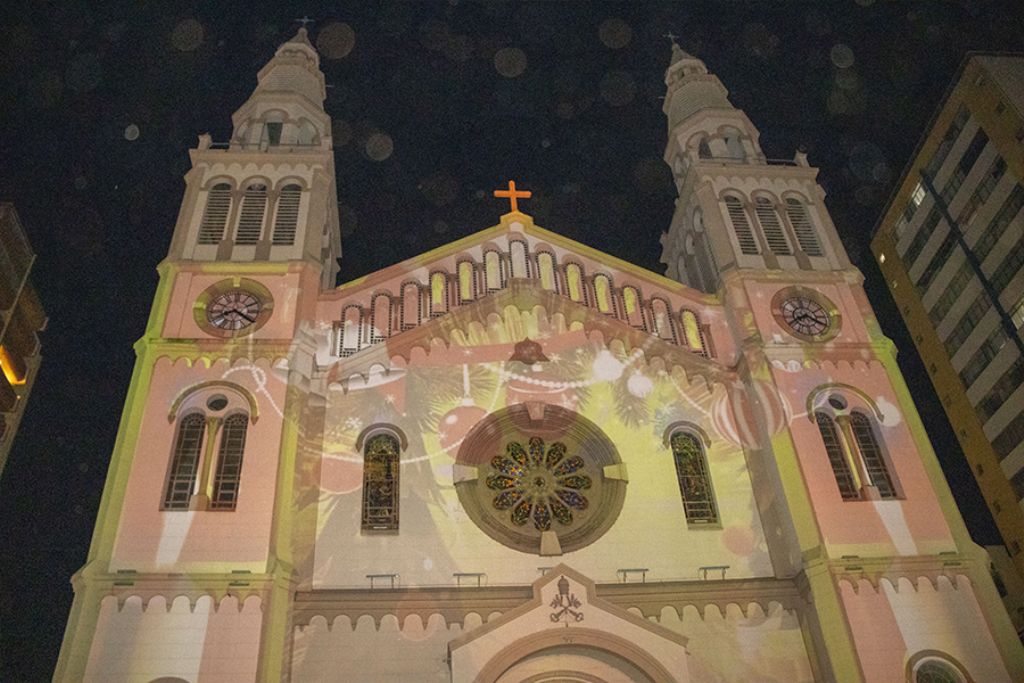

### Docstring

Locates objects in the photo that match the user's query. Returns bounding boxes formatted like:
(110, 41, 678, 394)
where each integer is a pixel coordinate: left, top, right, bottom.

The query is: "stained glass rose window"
(455, 404, 626, 555)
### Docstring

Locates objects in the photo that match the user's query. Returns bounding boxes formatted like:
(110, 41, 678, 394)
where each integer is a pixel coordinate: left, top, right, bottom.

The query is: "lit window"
(362, 432, 401, 531)
(879, 253, 886, 264)
(670, 430, 717, 524)
(911, 182, 926, 206)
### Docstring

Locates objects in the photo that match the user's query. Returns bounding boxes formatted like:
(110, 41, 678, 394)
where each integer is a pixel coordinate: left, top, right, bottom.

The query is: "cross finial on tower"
(493, 180, 532, 213)
(663, 31, 679, 44)
(295, 16, 315, 28)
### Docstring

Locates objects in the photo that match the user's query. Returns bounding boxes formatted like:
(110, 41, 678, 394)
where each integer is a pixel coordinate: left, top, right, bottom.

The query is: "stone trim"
(292, 574, 805, 629)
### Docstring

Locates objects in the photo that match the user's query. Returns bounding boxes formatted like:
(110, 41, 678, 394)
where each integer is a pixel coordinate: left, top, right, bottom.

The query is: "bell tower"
(659, 41, 850, 291)
(658, 40, 1023, 681)
(54, 29, 338, 682)
(168, 27, 341, 289)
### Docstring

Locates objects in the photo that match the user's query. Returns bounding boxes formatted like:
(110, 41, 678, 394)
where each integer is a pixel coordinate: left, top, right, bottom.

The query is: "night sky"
(1, 1, 1023, 679)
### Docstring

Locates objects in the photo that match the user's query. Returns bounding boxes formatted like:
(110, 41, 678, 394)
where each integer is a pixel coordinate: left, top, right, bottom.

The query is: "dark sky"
(1, 1, 1022, 679)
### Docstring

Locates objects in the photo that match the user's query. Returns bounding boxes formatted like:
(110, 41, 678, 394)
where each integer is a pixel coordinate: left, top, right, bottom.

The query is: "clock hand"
(236, 309, 256, 323)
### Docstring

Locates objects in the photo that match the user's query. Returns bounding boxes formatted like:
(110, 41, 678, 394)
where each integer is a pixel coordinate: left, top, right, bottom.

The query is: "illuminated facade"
(871, 56, 1024, 630)
(56, 32, 1024, 682)
(0, 203, 46, 478)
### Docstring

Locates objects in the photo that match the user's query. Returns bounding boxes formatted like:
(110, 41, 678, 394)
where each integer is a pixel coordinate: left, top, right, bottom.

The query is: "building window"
(162, 389, 253, 511)
(754, 197, 791, 255)
(813, 393, 898, 501)
(928, 260, 971, 324)
(994, 412, 1024, 460)
(977, 353, 1024, 422)
(972, 183, 1023, 264)
(724, 196, 759, 255)
(849, 412, 896, 498)
(815, 412, 858, 499)
(271, 184, 301, 245)
(163, 413, 206, 510)
(925, 105, 969, 177)
(698, 137, 712, 159)
(265, 121, 283, 146)
(670, 430, 718, 524)
(235, 183, 268, 244)
(210, 413, 248, 510)
(902, 209, 942, 267)
(915, 231, 956, 293)
(784, 198, 823, 256)
(362, 431, 401, 531)
(943, 293, 991, 356)
(198, 183, 232, 245)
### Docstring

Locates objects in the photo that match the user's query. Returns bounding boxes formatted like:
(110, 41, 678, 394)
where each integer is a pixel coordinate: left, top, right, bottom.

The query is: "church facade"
(55, 30, 1024, 683)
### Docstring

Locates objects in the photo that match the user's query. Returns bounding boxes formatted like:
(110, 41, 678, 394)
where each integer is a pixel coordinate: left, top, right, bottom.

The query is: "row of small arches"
(197, 180, 304, 246)
(721, 193, 823, 258)
(336, 247, 708, 357)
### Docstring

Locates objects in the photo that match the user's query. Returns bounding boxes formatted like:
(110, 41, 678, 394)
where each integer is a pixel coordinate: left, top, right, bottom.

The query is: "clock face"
(780, 296, 831, 337)
(206, 289, 263, 332)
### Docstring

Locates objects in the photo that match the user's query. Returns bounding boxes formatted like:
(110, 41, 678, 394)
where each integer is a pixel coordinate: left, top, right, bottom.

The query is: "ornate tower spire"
(230, 27, 331, 150)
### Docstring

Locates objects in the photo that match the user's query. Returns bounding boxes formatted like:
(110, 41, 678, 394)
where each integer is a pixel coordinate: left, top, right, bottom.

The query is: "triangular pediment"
(319, 212, 731, 377)
(447, 563, 689, 683)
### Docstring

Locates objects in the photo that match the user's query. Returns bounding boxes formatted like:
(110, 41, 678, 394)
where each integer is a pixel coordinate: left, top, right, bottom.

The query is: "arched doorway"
(495, 644, 655, 683)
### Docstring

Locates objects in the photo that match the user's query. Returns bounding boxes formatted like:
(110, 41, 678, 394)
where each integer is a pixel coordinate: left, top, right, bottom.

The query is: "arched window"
(813, 391, 898, 501)
(211, 413, 248, 510)
(235, 183, 268, 244)
(484, 250, 502, 290)
(163, 388, 253, 511)
(272, 184, 301, 245)
(594, 274, 613, 314)
(198, 183, 232, 245)
(723, 130, 745, 160)
(670, 430, 718, 524)
(851, 412, 896, 498)
(163, 413, 206, 510)
(698, 137, 712, 159)
(362, 432, 401, 531)
(754, 197, 791, 255)
(785, 198, 823, 256)
(458, 261, 475, 302)
(565, 262, 584, 302)
(681, 309, 705, 356)
(537, 251, 556, 291)
(430, 272, 448, 316)
(815, 412, 858, 499)
(724, 196, 759, 255)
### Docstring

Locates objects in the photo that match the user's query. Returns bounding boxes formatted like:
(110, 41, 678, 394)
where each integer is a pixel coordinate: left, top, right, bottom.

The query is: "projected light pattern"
(486, 437, 591, 531)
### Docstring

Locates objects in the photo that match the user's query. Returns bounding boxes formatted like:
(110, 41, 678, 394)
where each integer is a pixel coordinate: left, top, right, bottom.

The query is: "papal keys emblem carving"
(549, 576, 584, 623)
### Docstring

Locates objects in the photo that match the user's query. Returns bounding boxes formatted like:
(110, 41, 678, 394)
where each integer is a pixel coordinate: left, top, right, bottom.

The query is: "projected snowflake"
(485, 437, 592, 531)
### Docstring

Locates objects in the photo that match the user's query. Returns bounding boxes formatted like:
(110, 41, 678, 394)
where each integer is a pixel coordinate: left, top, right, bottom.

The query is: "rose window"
(486, 437, 592, 531)
(455, 403, 626, 555)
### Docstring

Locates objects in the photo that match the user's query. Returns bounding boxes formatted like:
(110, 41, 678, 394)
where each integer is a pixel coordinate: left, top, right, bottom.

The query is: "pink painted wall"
(110, 357, 286, 571)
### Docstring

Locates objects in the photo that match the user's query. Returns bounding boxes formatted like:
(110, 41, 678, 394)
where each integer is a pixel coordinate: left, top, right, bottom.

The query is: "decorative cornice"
(292, 575, 805, 630)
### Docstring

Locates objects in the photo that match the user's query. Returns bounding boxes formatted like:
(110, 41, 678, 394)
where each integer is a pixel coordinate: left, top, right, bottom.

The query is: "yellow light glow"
(879, 253, 886, 264)
(0, 346, 26, 385)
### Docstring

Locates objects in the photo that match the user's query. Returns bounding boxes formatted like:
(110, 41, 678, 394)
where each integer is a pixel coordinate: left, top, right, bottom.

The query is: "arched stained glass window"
(755, 197, 791, 255)
(815, 412, 858, 499)
(362, 433, 400, 531)
(851, 411, 896, 498)
(537, 251, 556, 291)
(670, 431, 717, 524)
(272, 184, 301, 245)
(198, 183, 232, 245)
(724, 196, 759, 255)
(235, 183, 268, 244)
(163, 414, 206, 509)
(566, 263, 584, 302)
(785, 198, 823, 257)
(211, 413, 248, 510)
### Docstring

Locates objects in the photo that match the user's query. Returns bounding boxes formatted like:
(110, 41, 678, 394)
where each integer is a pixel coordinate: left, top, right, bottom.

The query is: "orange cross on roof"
(493, 180, 532, 213)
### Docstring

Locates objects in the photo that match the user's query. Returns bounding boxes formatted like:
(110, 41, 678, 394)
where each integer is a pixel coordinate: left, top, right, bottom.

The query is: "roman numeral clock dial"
(194, 279, 274, 338)
(207, 290, 262, 331)
(781, 296, 830, 337)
